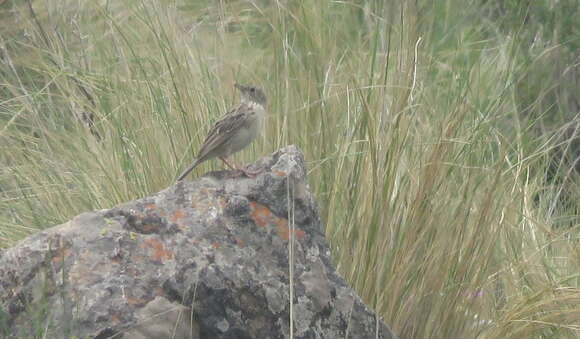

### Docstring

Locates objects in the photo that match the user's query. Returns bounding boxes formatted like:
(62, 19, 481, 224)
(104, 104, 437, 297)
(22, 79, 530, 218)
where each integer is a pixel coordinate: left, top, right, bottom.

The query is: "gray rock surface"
(0, 145, 397, 339)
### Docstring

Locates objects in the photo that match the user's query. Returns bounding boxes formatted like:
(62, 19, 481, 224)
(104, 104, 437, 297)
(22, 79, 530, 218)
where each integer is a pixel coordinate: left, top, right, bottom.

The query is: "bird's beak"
(234, 83, 243, 91)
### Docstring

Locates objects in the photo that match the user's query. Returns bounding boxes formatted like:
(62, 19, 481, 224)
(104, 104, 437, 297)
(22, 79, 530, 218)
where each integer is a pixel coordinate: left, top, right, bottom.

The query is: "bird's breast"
(224, 111, 262, 154)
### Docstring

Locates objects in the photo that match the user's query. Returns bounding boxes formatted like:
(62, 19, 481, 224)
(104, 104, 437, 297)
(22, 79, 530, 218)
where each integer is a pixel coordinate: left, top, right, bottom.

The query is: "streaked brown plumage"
(177, 84, 266, 181)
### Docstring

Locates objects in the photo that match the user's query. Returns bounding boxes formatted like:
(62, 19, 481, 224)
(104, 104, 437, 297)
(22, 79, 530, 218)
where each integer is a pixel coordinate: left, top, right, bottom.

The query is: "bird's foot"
(239, 166, 263, 178)
(219, 157, 262, 178)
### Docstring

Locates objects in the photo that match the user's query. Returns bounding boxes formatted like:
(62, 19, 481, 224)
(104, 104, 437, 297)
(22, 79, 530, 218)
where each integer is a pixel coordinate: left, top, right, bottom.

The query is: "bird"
(176, 83, 267, 181)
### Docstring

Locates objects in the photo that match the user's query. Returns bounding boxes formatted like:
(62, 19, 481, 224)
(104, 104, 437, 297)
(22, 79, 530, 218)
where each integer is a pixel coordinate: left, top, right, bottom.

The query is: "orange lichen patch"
(126, 296, 146, 306)
(169, 210, 186, 223)
(110, 313, 122, 324)
(273, 170, 287, 177)
(250, 202, 305, 241)
(276, 218, 305, 241)
(249, 202, 272, 228)
(51, 246, 71, 265)
(142, 238, 173, 262)
(211, 242, 221, 249)
(294, 229, 305, 240)
(144, 203, 156, 210)
(111, 253, 122, 264)
(137, 223, 159, 233)
(235, 237, 245, 247)
(217, 197, 227, 209)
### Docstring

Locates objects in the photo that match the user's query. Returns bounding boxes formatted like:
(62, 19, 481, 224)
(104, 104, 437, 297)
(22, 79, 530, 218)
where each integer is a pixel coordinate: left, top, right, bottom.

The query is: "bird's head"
(235, 83, 267, 107)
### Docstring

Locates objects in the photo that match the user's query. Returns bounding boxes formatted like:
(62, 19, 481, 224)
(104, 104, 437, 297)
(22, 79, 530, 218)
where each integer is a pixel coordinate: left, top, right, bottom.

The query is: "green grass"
(1, 0, 579, 338)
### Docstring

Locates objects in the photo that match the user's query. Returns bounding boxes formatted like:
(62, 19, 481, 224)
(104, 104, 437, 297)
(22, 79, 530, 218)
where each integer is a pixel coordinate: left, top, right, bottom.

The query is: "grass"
(1, 0, 579, 338)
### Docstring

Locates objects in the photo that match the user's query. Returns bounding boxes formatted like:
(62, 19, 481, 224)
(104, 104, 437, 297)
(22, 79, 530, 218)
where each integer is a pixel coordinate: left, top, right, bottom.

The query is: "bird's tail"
(176, 159, 201, 181)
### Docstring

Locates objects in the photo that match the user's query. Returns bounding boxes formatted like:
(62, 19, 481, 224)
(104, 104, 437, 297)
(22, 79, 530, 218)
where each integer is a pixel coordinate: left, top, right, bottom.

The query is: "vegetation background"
(1, 0, 578, 337)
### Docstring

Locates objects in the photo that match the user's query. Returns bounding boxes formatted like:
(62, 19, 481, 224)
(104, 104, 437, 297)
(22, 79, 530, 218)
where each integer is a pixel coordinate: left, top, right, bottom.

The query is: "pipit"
(176, 83, 267, 181)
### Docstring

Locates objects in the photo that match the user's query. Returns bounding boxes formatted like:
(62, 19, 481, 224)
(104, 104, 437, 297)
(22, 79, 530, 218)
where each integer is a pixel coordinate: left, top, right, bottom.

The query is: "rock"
(123, 296, 198, 339)
(0, 146, 397, 339)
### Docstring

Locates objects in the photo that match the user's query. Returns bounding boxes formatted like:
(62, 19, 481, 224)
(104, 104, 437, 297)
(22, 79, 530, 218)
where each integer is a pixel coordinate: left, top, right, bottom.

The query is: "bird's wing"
(195, 104, 249, 161)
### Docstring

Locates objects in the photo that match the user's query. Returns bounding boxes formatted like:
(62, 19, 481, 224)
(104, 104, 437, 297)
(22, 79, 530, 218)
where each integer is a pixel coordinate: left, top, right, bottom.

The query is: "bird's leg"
(219, 157, 238, 171)
(219, 157, 262, 178)
(240, 166, 263, 178)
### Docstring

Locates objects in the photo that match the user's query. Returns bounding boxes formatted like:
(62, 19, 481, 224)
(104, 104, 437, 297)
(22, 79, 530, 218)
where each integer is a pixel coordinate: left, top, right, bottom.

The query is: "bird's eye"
(250, 87, 255, 92)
